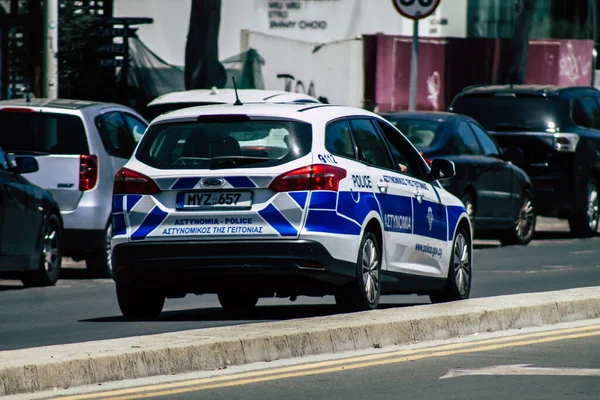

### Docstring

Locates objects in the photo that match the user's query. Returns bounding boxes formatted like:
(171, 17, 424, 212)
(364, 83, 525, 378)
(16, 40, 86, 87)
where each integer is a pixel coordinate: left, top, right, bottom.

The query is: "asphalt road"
(134, 322, 600, 400)
(1, 218, 600, 351)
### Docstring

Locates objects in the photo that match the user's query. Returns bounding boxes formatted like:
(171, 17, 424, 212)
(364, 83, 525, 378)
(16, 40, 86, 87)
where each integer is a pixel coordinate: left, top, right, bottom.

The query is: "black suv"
(448, 85, 600, 237)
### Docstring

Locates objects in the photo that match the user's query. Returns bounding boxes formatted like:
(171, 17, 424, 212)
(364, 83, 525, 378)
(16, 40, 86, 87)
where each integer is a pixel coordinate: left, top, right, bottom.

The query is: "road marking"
(440, 364, 600, 379)
(51, 324, 600, 400)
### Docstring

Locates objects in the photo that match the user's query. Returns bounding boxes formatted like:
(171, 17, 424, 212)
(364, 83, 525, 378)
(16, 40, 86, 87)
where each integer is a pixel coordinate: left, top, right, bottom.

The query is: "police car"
(111, 101, 472, 320)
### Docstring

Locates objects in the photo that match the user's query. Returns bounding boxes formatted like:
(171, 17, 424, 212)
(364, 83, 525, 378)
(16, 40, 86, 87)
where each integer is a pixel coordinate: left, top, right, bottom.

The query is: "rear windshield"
(381, 116, 445, 150)
(0, 110, 89, 155)
(144, 102, 225, 121)
(136, 118, 313, 169)
(451, 95, 559, 132)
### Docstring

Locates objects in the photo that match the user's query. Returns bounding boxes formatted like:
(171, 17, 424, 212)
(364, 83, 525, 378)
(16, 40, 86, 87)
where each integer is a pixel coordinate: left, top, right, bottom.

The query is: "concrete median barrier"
(2, 286, 600, 396)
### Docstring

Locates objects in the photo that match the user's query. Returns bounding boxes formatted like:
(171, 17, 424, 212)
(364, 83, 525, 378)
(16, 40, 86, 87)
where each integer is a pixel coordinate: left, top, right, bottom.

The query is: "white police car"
(111, 101, 472, 320)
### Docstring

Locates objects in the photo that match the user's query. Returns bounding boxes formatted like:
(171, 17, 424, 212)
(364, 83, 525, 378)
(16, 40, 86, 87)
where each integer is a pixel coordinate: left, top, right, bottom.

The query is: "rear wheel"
(116, 284, 165, 320)
(430, 225, 471, 304)
(499, 190, 535, 246)
(21, 214, 62, 287)
(569, 178, 600, 238)
(86, 221, 113, 278)
(335, 230, 381, 312)
(218, 291, 259, 312)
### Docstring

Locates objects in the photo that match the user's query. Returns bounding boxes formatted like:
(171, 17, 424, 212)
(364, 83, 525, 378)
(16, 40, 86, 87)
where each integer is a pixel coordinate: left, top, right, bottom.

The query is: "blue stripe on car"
(304, 210, 361, 235)
(225, 176, 256, 188)
(412, 199, 447, 241)
(258, 204, 297, 236)
(126, 195, 142, 212)
(338, 191, 381, 226)
(375, 193, 413, 233)
(172, 177, 201, 190)
(131, 206, 168, 241)
(446, 205, 466, 241)
(289, 192, 308, 209)
(309, 191, 337, 209)
(112, 213, 127, 236)
(112, 195, 124, 213)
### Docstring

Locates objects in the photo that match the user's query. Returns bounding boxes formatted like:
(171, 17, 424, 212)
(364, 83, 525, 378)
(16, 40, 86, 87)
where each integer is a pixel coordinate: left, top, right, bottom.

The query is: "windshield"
(381, 116, 445, 150)
(451, 95, 559, 132)
(0, 110, 89, 155)
(136, 118, 313, 169)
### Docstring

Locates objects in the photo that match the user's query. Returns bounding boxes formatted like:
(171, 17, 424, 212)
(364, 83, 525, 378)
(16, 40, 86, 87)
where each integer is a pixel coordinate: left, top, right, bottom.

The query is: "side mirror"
(428, 158, 455, 181)
(13, 156, 39, 174)
(501, 146, 525, 167)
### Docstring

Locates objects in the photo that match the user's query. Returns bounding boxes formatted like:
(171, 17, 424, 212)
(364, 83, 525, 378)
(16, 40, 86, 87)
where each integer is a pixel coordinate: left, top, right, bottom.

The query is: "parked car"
(111, 102, 471, 320)
(144, 88, 321, 121)
(449, 84, 600, 238)
(380, 111, 535, 245)
(0, 98, 149, 278)
(0, 146, 63, 286)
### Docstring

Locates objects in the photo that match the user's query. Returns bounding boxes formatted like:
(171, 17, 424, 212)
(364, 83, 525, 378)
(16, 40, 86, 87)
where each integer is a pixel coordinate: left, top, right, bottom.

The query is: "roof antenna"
(232, 77, 243, 106)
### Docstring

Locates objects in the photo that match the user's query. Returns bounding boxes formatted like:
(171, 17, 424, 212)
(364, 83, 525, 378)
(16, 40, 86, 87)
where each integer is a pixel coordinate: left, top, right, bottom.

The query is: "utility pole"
(508, 0, 536, 84)
(42, 0, 58, 99)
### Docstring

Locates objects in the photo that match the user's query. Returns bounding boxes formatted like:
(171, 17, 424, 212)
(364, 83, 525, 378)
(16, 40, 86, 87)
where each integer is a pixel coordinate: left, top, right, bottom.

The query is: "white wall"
(114, 0, 468, 67)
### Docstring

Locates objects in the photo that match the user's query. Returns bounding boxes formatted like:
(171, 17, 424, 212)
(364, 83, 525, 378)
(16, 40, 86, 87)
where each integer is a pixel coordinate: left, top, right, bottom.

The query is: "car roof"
(379, 111, 454, 121)
(455, 84, 600, 97)
(147, 88, 320, 107)
(0, 98, 117, 110)
(150, 102, 376, 125)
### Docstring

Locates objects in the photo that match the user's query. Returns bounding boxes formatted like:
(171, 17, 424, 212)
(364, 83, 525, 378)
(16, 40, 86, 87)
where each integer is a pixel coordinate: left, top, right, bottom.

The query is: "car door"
(469, 121, 514, 219)
(0, 148, 39, 258)
(374, 118, 449, 276)
(346, 118, 415, 273)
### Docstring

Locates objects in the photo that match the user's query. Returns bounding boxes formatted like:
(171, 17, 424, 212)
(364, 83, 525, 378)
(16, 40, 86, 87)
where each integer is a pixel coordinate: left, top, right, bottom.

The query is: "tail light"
(540, 133, 580, 153)
(269, 164, 347, 192)
(113, 167, 161, 195)
(0, 107, 34, 113)
(79, 155, 98, 191)
(419, 152, 433, 167)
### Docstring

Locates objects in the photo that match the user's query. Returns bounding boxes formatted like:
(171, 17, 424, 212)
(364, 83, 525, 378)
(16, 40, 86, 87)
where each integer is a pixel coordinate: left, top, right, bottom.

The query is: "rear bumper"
(111, 240, 356, 296)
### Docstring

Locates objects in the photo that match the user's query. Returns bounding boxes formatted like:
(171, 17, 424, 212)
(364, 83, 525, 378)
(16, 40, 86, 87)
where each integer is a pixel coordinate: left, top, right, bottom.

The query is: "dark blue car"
(380, 111, 535, 245)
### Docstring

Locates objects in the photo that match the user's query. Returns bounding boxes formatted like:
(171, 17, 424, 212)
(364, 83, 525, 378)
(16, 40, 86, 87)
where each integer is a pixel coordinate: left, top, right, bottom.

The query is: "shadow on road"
(59, 267, 96, 280)
(0, 284, 24, 292)
(79, 303, 421, 323)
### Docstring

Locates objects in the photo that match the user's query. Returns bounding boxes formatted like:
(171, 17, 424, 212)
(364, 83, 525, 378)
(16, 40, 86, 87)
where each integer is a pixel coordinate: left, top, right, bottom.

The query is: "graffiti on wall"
(559, 42, 591, 84)
(276, 73, 329, 103)
(426, 71, 440, 110)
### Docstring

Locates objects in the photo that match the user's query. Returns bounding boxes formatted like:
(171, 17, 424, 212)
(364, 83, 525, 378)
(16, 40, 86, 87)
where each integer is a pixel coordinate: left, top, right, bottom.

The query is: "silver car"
(0, 98, 148, 277)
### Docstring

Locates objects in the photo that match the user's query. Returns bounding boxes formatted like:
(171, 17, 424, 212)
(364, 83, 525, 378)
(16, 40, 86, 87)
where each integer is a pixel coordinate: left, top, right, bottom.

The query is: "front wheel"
(569, 178, 600, 238)
(116, 284, 165, 320)
(86, 221, 113, 278)
(430, 226, 471, 304)
(21, 214, 63, 287)
(335, 230, 381, 312)
(499, 190, 535, 246)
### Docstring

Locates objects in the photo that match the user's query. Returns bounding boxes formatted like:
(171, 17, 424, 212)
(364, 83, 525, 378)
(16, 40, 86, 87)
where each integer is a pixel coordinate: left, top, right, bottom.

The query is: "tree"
(184, 0, 226, 89)
(507, 0, 537, 84)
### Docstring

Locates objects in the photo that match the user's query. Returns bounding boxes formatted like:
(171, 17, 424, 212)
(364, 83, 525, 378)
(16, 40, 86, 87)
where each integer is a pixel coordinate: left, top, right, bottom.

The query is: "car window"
(122, 113, 147, 143)
(381, 116, 445, 150)
(136, 119, 312, 170)
(448, 122, 483, 155)
(571, 96, 600, 129)
(375, 119, 429, 180)
(469, 122, 501, 157)
(0, 110, 89, 155)
(349, 119, 395, 170)
(95, 111, 138, 159)
(325, 119, 356, 159)
(0, 148, 10, 170)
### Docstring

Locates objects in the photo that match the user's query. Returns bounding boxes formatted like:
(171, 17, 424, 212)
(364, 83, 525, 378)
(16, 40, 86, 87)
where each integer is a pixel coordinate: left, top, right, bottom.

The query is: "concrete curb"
(2, 287, 600, 395)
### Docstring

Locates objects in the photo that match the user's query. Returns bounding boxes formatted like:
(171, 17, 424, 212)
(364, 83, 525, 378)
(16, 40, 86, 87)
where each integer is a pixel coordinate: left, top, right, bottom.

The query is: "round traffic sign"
(392, 0, 441, 20)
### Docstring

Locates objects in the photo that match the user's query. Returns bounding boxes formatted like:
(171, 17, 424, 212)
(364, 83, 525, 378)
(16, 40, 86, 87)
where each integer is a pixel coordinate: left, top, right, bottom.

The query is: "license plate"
(177, 191, 252, 210)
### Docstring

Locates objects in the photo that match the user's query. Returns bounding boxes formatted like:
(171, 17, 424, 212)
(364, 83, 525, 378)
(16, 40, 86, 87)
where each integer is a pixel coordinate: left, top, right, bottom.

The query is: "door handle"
(414, 189, 424, 203)
(377, 181, 388, 194)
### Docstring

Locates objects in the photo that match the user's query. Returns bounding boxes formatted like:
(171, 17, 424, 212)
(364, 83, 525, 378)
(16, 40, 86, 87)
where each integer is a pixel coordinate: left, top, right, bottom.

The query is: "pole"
(590, 0, 597, 87)
(42, 0, 58, 99)
(409, 19, 419, 111)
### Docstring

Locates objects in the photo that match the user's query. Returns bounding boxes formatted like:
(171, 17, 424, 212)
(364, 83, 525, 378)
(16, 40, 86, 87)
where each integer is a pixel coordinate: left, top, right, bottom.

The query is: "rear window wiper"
(210, 155, 270, 169)
(493, 123, 535, 132)
(7, 150, 51, 156)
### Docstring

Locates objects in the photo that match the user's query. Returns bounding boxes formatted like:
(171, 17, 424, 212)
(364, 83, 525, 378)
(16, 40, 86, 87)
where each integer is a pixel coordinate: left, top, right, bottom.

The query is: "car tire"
(116, 284, 165, 320)
(217, 291, 259, 312)
(21, 214, 63, 287)
(86, 221, 113, 279)
(568, 177, 600, 238)
(429, 225, 471, 304)
(335, 230, 381, 312)
(499, 189, 535, 246)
